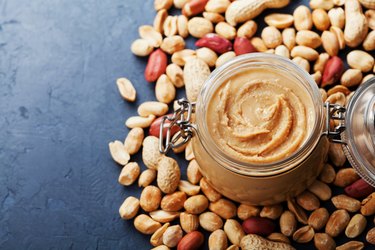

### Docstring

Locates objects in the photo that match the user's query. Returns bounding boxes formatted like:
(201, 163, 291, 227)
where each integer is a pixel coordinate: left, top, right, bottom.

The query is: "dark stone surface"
(0, 0, 372, 249)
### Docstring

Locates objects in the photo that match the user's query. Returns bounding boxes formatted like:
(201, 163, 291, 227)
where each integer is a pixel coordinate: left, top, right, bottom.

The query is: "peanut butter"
(207, 68, 315, 164)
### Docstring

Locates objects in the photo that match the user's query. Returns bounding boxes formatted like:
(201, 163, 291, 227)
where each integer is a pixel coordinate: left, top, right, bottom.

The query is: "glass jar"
(159, 53, 374, 205)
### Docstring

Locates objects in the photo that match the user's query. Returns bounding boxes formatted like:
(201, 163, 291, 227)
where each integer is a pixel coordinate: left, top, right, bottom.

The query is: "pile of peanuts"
(109, 0, 375, 249)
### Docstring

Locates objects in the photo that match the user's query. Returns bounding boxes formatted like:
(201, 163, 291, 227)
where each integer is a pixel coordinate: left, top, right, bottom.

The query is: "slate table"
(0, 0, 372, 249)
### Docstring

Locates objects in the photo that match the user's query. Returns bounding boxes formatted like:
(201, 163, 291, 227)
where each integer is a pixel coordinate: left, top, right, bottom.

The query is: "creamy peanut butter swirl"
(208, 70, 310, 164)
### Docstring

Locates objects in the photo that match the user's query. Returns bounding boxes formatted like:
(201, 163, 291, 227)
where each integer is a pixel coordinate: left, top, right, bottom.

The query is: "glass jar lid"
(343, 77, 375, 186)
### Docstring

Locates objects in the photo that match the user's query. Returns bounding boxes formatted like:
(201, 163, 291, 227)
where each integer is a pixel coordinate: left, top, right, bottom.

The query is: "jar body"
(191, 53, 327, 205)
(193, 136, 329, 205)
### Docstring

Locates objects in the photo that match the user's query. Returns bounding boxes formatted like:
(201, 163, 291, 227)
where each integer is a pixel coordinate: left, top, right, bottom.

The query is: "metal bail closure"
(322, 101, 347, 144)
(159, 98, 196, 154)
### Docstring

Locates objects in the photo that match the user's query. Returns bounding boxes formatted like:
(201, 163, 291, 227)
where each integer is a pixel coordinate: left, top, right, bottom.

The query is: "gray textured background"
(0, 0, 372, 249)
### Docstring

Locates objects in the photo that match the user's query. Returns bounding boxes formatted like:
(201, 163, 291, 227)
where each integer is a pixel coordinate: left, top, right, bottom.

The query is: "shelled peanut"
(110, 0, 375, 249)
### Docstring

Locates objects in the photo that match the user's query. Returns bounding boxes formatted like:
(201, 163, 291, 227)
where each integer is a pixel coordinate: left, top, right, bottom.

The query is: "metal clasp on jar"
(159, 98, 196, 154)
(323, 102, 347, 144)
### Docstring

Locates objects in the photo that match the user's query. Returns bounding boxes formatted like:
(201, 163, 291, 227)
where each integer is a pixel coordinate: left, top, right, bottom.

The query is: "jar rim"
(195, 53, 324, 176)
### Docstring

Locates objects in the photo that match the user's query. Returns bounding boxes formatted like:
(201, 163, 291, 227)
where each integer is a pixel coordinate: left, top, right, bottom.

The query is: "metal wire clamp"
(159, 98, 196, 154)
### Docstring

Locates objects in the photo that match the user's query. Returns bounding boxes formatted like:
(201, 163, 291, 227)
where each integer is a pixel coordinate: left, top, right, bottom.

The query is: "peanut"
(293, 5, 313, 31)
(203, 11, 225, 23)
(347, 50, 375, 72)
(196, 47, 218, 67)
(314, 52, 330, 73)
(361, 192, 375, 216)
(154, 9, 168, 33)
(125, 114, 156, 129)
(363, 30, 375, 51)
(310, 0, 334, 10)
(171, 49, 196, 66)
(328, 140, 346, 165)
(274, 45, 290, 58)
(280, 210, 297, 237)
(336, 241, 364, 250)
(183, 57, 211, 102)
(154, 0, 173, 11)
(187, 17, 213, 38)
(296, 191, 320, 211)
(251, 37, 268, 52)
(116, 77, 137, 102)
(291, 46, 319, 61)
(160, 35, 185, 54)
(319, 163, 336, 183)
(287, 198, 308, 224)
(166, 63, 184, 88)
(199, 211, 224, 232)
(138, 169, 157, 187)
(312, 8, 331, 31)
(345, 214, 367, 238)
(367, 227, 375, 245)
(150, 223, 170, 247)
(134, 214, 162, 235)
(157, 157, 181, 194)
(150, 210, 180, 223)
(267, 233, 290, 244)
(177, 15, 189, 38)
(163, 16, 178, 37)
(292, 225, 314, 243)
(260, 204, 283, 220)
(308, 207, 330, 231)
(187, 160, 203, 185)
(224, 219, 245, 246)
(240, 234, 295, 250)
(330, 26, 346, 50)
(184, 194, 209, 214)
(308, 180, 332, 201)
(334, 168, 360, 187)
(237, 204, 260, 221)
(296, 30, 322, 48)
(215, 22, 236, 40)
(139, 25, 163, 47)
(282, 28, 296, 50)
(142, 136, 164, 170)
(119, 196, 140, 220)
(332, 194, 361, 212)
(140, 185, 162, 212)
(161, 191, 186, 212)
(344, 0, 368, 47)
(109, 140, 130, 165)
(322, 30, 339, 56)
(177, 231, 204, 250)
(209, 229, 228, 250)
(209, 198, 236, 219)
(292, 56, 310, 72)
(237, 21, 257, 39)
(124, 127, 144, 155)
(215, 51, 236, 68)
(328, 7, 345, 29)
(341, 69, 363, 87)
(180, 212, 199, 233)
(314, 233, 336, 250)
(261, 26, 282, 49)
(131, 39, 154, 57)
(205, 0, 230, 13)
(178, 180, 201, 196)
(163, 225, 183, 248)
(325, 209, 350, 237)
(119, 162, 141, 186)
(264, 13, 294, 29)
(155, 74, 176, 104)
